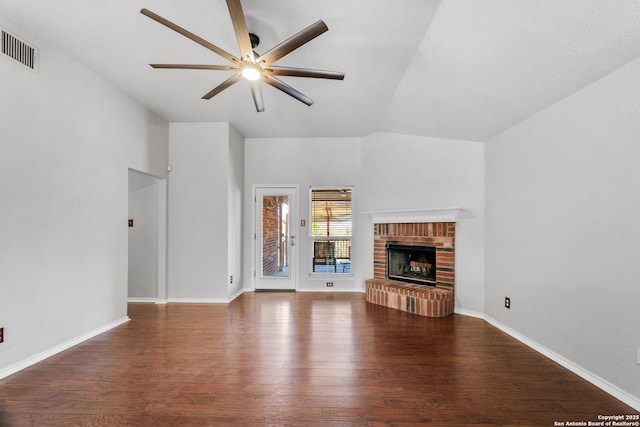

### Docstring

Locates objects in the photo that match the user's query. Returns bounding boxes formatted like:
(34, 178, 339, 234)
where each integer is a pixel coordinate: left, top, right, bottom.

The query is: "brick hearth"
(366, 222, 455, 317)
(365, 279, 454, 317)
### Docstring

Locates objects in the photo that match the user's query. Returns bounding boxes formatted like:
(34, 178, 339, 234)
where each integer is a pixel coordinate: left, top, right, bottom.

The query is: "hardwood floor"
(0, 292, 635, 426)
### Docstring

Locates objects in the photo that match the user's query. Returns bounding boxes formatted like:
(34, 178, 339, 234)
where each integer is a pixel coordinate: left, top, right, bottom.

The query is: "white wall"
(167, 122, 241, 301)
(244, 137, 363, 292)
(128, 170, 159, 300)
(486, 57, 640, 404)
(360, 133, 485, 314)
(0, 18, 168, 375)
(227, 125, 244, 298)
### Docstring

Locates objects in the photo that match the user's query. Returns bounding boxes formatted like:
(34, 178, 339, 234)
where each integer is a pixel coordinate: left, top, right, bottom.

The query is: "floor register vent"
(1, 27, 38, 71)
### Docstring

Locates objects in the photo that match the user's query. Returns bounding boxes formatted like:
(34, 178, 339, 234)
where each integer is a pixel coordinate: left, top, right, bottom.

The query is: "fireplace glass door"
(387, 244, 436, 286)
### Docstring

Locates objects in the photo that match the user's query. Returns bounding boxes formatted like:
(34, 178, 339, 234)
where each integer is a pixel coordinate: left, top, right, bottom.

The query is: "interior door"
(255, 187, 297, 290)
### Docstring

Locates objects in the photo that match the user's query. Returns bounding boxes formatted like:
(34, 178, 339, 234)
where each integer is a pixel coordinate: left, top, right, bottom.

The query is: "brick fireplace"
(366, 222, 455, 317)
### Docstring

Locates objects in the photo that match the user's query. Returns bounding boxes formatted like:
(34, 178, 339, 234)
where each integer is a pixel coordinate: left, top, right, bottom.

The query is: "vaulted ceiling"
(2, 0, 640, 141)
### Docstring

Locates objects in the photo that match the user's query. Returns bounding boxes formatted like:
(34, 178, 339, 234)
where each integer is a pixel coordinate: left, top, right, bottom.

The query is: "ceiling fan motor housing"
(249, 33, 260, 49)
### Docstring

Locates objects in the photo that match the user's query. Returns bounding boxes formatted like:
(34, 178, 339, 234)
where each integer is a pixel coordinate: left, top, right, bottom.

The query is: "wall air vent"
(1, 27, 38, 72)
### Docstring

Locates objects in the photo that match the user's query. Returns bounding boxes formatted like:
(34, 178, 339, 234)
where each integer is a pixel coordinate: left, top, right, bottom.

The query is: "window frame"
(308, 186, 354, 278)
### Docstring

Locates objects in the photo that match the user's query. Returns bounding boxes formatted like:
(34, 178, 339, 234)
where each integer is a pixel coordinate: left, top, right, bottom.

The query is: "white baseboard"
(483, 315, 640, 411)
(127, 297, 158, 303)
(133, 291, 244, 304)
(228, 288, 244, 302)
(296, 288, 366, 293)
(243, 288, 366, 294)
(454, 307, 484, 319)
(127, 297, 169, 305)
(0, 316, 130, 381)
(166, 298, 230, 304)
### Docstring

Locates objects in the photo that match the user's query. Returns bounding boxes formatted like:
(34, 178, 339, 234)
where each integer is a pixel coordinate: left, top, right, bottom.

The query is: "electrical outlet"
(326, 282, 334, 287)
(505, 297, 511, 309)
(0, 327, 4, 343)
(230, 275, 233, 284)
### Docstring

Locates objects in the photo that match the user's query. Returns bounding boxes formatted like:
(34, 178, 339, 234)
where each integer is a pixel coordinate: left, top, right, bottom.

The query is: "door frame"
(252, 185, 299, 291)
(127, 168, 167, 303)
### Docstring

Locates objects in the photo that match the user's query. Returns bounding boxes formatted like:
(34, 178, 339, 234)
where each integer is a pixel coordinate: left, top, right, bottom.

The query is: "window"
(310, 187, 352, 274)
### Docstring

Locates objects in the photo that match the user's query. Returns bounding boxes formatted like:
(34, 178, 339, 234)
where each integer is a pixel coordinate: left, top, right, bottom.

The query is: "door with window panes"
(255, 187, 297, 290)
(310, 187, 353, 275)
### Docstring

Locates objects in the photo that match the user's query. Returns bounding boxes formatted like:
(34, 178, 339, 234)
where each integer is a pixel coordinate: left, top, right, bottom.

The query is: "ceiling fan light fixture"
(241, 65, 261, 81)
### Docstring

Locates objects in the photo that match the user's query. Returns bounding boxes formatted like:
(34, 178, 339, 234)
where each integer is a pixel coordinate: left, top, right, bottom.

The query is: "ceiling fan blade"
(256, 20, 328, 66)
(202, 73, 242, 100)
(263, 76, 314, 106)
(150, 64, 238, 71)
(226, 0, 255, 63)
(248, 81, 265, 112)
(266, 66, 345, 80)
(141, 8, 240, 65)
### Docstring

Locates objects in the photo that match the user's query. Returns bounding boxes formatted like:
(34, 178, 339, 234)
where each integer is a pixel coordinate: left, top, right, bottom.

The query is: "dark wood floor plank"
(0, 292, 636, 426)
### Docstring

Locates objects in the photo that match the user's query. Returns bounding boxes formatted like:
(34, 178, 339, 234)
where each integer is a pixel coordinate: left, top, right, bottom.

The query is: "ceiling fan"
(140, 0, 345, 112)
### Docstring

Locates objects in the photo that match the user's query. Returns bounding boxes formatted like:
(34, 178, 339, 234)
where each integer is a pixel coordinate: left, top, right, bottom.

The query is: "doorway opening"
(128, 169, 166, 302)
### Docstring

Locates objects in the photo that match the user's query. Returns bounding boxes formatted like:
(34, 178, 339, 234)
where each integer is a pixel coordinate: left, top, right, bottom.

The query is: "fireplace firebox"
(386, 243, 436, 286)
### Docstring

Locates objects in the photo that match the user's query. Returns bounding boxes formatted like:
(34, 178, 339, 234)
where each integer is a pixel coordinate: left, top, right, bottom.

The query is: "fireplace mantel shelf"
(361, 207, 472, 224)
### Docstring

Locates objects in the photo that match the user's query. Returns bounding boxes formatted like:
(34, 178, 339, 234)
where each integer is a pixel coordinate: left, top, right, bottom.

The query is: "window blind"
(311, 188, 352, 237)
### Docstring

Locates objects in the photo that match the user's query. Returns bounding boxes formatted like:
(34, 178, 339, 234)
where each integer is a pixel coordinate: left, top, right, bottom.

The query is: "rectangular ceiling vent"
(1, 27, 38, 72)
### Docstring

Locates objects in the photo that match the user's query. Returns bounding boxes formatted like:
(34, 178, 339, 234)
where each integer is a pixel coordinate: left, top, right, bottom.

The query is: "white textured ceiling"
(2, 0, 640, 141)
